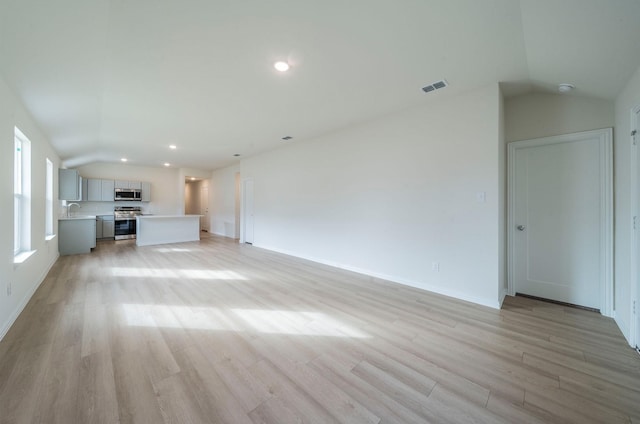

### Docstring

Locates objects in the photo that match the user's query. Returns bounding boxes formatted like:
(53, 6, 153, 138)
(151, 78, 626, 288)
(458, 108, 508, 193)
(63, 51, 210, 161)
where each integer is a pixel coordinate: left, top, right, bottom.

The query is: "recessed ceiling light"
(558, 83, 575, 93)
(164, 162, 170, 167)
(121, 158, 128, 162)
(274, 61, 290, 72)
(169, 144, 177, 150)
(190, 177, 196, 181)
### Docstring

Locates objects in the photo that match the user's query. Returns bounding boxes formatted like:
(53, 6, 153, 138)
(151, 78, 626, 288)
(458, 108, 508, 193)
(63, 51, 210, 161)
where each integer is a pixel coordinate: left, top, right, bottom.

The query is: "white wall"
(613, 63, 640, 344)
(75, 163, 181, 215)
(240, 84, 503, 308)
(0, 76, 61, 340)
(505, 93, 614, 142)
(211, 164, 240, 238)
(498, 86, 507, 299)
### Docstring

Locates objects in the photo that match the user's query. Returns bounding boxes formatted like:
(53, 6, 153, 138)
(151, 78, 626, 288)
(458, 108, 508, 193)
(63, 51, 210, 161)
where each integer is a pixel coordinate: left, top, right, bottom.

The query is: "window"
(14, 127, 31, 257)
(45, 158, 54, 238)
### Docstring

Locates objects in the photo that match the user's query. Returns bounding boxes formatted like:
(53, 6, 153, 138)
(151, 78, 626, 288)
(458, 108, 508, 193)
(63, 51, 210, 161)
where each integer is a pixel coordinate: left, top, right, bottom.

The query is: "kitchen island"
(136, 215, 201, 246)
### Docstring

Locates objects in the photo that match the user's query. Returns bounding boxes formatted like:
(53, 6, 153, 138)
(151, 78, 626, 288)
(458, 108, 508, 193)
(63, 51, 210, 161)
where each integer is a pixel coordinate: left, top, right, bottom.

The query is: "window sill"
(45, 234, 56, 242)
(14, 250, 36, 266)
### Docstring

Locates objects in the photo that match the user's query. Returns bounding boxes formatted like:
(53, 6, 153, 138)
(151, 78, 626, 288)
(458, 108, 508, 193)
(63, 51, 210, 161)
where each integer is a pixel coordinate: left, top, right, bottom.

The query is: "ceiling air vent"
(422, 79, 448, 93)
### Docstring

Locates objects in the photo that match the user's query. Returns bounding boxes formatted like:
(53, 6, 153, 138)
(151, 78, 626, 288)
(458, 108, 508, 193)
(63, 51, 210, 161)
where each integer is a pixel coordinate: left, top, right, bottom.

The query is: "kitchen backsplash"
(60, 201, 155, 216)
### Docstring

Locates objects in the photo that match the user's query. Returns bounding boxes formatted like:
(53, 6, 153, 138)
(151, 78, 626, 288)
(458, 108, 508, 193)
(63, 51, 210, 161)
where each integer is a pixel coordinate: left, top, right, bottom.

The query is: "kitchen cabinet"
(87, 179, 115, 201)
(59, 169, 82, 200)
(115, 180, 141, 189)
(59, 217, 96, 255)
(81, 178, 88, 201)
(141, 182, 151, 202)
(96, 215, 115, 239)
(87, 179, 101, 201)
(102, 180, 115, 201)
(102, 216, 115, 238)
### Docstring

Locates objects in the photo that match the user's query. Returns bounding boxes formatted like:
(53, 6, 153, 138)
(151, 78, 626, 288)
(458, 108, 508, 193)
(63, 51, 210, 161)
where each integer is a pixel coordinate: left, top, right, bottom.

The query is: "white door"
(243, 179, 254, 244)
(508, 129, 613, 314)
(200, 185, 210, 232)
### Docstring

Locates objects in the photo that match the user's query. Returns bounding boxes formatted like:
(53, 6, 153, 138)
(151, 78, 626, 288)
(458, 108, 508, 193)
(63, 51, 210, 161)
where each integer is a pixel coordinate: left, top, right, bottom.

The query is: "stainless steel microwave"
(114, 188, 142, 201)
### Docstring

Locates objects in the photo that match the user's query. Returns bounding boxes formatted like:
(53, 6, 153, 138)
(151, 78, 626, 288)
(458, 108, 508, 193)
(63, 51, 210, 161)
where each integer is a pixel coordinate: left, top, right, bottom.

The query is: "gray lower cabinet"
(59, 219, 96, 255)
(96, 217, 103, 239)
(97, 215, 115, 240)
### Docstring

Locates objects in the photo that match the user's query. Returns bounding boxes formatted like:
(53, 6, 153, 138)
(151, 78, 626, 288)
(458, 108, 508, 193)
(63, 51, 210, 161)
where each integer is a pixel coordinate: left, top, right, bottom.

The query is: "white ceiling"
(1, 0, 639, 170)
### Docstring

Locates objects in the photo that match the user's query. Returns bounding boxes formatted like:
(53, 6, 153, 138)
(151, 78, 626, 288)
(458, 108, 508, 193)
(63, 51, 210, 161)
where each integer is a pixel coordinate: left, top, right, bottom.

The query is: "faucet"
(67, 203, 80, 217)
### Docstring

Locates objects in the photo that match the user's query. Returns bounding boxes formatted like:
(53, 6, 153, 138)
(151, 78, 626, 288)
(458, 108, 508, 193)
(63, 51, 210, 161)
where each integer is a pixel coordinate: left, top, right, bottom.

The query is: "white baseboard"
(254, 243, 501, 310)
(499, 288, 508, 307)
(614, 311, 633, 347)
(0, 254, 59, 342)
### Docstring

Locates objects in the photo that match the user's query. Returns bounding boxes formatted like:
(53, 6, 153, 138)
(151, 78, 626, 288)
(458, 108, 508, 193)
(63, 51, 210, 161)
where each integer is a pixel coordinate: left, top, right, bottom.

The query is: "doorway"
(184, 178, 210, 232)
(508, 128, 613, 315)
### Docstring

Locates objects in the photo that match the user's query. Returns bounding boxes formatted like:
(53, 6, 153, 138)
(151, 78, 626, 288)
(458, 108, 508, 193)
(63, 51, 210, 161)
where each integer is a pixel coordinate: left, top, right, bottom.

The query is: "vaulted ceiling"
(1, 0, 639, 170)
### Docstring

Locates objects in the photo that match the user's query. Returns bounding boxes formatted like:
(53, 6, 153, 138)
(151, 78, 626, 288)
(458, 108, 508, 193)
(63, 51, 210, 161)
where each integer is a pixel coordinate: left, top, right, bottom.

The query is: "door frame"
(507, 128, 613, 316)
(200, 181, 210, 232)
(630, 106, 639, 348)
(240, 178, 254, 244)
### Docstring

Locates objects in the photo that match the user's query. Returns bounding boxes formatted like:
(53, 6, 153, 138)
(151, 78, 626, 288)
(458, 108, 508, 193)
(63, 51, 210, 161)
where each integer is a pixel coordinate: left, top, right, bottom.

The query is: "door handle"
(517, 225, 526, 231)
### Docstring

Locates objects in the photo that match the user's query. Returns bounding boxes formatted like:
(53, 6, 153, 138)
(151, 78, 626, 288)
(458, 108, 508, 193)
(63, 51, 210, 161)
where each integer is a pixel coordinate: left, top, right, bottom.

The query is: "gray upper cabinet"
(59, 169, 81, 200)
(81, 178, 88, 201)
(101, 179, 115, 201)
(87, 178, 115, 201)
(141, 182, 151, 202)
(87, 179, 102, 201)
(115, 180, 141, 189)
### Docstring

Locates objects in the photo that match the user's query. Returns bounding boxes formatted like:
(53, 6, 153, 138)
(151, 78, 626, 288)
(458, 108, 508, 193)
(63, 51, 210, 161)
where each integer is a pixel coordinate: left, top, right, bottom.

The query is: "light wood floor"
(1, 234, 639, 424)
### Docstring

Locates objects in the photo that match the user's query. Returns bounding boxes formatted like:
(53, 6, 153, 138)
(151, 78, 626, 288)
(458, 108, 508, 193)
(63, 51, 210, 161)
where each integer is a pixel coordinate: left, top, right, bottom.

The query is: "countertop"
(58, 215, 97, 221)
(137, 214, 201, 219)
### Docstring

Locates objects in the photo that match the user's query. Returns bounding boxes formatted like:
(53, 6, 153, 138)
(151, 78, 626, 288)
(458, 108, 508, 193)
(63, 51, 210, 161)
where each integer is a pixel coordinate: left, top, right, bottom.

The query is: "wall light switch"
(476, 191, 486, 203)
(431, 262, 440, 272)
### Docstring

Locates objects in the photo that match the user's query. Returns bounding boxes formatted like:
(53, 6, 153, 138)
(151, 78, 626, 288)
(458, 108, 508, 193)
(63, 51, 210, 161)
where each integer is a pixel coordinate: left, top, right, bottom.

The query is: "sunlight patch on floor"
(122, 304, 227, 331)
(154, 247, 198, 253)
(121, 304, 369, 338)
(110, 267, 247, 280)
(231, 308, 370, 338)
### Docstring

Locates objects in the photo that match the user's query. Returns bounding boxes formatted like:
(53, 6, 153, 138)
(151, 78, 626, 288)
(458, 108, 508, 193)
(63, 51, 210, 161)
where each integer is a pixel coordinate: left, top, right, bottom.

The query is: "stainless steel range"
(114, 206, 142, 240)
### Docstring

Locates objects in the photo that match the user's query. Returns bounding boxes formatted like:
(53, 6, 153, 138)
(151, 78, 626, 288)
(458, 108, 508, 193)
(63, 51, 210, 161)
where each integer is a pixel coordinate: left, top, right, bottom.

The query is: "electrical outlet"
(431, 262, 440, 272)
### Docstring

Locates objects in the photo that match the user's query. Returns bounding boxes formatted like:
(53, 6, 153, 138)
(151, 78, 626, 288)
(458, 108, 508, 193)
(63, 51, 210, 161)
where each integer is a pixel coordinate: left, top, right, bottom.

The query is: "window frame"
(45, 158, 54, 238)
(14, 127, 31, 258)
